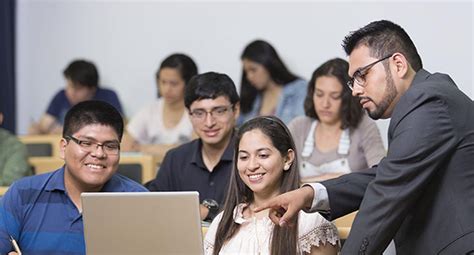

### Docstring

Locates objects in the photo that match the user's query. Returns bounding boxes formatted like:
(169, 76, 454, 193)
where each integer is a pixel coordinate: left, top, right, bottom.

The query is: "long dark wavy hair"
(213, 116, 300, 255)
(240, 40, 299, 114)
(304, 58, 363, 129)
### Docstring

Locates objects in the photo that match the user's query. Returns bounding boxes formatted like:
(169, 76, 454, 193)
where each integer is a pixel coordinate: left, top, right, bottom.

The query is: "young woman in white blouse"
(204, 116, 339, 255)
(123, 53, 197, 156)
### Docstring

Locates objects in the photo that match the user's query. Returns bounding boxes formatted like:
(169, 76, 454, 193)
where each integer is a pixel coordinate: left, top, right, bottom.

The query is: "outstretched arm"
(254, 185, 314, 227)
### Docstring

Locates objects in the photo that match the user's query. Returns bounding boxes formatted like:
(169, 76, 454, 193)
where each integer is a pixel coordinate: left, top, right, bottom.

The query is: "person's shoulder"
(289, 116, 312, 127)
(283, 78, 307, 91)
(50, 89, 67, 101)
(166, 138, 199, 156)
(5, 170, 58, 198)
(0, 128, 24, 149)
(298, 210, 332, 227)
(96, 87, 119, 96)
(132, 99, 162, 117)
(356, 114, 377, 129)
(297, 211, 339, 248)
(288, 116, 313, 135)
(108, 174, 148, 192)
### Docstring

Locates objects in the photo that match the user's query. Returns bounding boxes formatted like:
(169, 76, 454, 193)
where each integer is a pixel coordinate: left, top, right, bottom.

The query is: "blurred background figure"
(28, 59, 123, 134)
(288, 58, 385, 183)
(122, 53, 197, 156)
(238, 40, 306, 125)
(0, 111, 32, 186)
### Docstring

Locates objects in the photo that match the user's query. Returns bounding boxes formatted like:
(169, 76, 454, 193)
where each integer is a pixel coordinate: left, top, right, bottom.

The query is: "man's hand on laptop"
(253, 186, 315, 227)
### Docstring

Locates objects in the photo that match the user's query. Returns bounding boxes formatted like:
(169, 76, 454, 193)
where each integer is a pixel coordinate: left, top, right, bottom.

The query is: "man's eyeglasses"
(64, 135, 120, 155)
(347, 54, 393, 90)
(189, 105, 233, 121)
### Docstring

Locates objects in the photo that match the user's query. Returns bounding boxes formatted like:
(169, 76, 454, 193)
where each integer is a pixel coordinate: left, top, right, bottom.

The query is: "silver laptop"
(81, 191, 204, 255)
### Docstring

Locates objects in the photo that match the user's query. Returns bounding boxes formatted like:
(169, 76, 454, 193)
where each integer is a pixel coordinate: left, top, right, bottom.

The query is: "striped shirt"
(0, 167, 147, 254)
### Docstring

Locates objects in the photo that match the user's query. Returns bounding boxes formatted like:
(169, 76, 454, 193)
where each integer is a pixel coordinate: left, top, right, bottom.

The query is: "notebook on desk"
(81, 191, 204, 255)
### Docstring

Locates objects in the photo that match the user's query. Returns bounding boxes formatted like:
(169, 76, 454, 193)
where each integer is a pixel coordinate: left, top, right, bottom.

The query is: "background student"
(29, 59, 123, 134)
(122, 53, 198, 156)
(238, 39, 306, 125)
(145, 72, 240, 222)
(288, 58, 385, 183)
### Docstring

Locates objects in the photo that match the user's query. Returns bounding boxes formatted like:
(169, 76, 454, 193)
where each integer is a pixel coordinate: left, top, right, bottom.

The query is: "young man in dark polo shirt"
(146, 72, 240, 221)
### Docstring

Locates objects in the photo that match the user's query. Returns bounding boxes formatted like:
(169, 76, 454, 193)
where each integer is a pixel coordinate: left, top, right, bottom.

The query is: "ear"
(283, 149, 295, 171)
(59, 138, 67, 160)
(232, 102, 241, 121)
(391, 52, 409, 79)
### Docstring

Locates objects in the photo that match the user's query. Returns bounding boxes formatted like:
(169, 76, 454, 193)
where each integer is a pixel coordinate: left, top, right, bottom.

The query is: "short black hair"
(62, 100, 124, 141)
(304, 58, 363, 129)
(63, 59, 99, 88)
(184, 72, 240, 109)
(342, 20, 423, 71)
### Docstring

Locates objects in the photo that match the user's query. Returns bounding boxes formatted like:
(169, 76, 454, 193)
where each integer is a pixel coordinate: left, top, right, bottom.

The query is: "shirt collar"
(44, 166, 67, 192)
(190, 135, 236, 167)
(233, 203, 249, 224)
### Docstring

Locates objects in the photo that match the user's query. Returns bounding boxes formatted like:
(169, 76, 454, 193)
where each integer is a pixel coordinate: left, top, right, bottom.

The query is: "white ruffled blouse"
(204, 203, 339, 255)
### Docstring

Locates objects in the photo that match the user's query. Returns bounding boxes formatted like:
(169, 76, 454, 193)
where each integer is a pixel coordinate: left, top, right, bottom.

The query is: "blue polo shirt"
(0, 167, 147, 254)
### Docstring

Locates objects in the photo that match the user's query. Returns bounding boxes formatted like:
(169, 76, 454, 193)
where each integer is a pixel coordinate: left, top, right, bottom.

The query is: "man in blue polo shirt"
(0, 100, 146, 254)
(145, 72, 240, 222)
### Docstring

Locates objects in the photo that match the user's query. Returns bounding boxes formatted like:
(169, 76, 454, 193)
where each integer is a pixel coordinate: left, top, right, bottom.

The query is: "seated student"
(0, 112, 32, 186)
(122, 53, 197, 156)
(288, 58, 385, 183)
(238, 39, 307, 125)
(0, 101, 147, 255)
(29, 59, 123, 134)
(204, 116, 339, 255)
(145, 72, 240, 222)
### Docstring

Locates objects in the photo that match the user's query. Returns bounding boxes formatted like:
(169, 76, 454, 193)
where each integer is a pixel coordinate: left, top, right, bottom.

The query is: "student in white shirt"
(123, 53, 197, 156)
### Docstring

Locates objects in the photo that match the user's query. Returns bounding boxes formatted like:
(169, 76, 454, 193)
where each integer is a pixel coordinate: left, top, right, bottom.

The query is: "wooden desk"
(28, 153, 159, 184)
(19, 134, 62, 158)
(332, 211, 358, 239)
(29, 157, 64, 175)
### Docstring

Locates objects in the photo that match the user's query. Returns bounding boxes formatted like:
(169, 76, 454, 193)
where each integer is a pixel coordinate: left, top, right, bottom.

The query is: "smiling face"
(237, 129, 294, 199)
(60, 124, 120, 192)
(313, 76, 343, 126)
(349, 46, 398, 119)
(188, 96, 239, 147)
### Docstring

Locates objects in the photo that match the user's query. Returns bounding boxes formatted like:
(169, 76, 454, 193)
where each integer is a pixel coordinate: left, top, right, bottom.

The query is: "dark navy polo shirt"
(146, 138, 234, 216)
(0, 167, 147, 254)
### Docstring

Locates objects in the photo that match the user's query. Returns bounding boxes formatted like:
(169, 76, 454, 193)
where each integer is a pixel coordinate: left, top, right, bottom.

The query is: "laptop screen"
(81, 191, 204, 255)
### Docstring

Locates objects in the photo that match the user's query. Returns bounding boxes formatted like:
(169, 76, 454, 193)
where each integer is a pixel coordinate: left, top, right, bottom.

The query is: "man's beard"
(367, 71, 398, 120)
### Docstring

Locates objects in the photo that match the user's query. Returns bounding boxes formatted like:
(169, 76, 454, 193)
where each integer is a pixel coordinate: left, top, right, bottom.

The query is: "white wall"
(16, 0, 473, 148)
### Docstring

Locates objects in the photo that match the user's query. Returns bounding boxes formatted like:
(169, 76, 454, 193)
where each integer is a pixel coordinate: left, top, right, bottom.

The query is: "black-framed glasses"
(64, 135, 120, 155)
(189, 105, 233, 121)
(347, 54, 393, 90)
